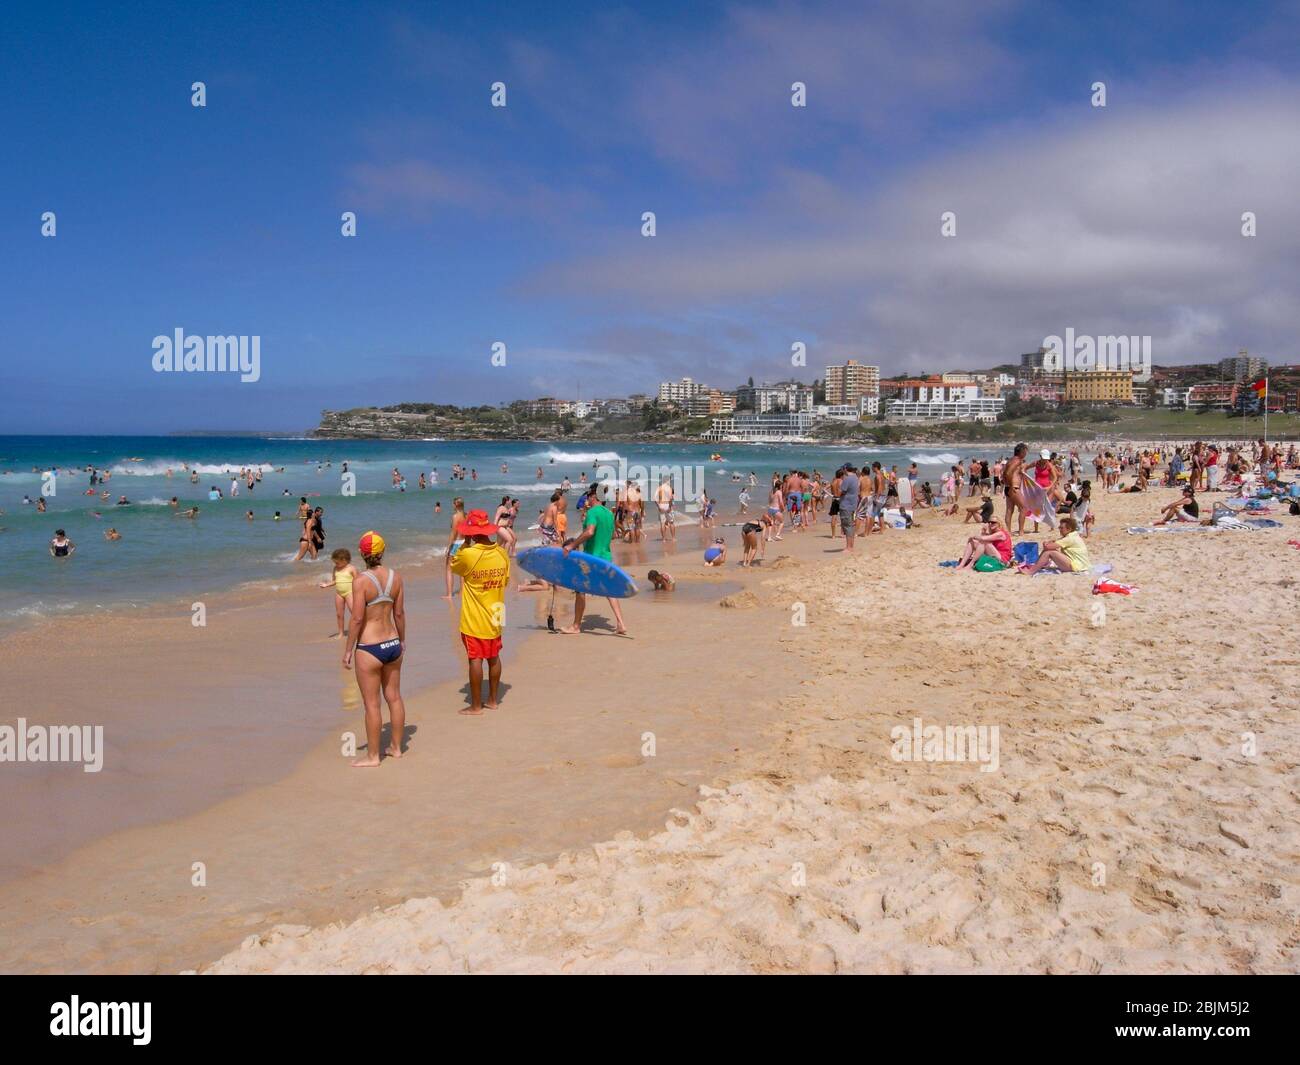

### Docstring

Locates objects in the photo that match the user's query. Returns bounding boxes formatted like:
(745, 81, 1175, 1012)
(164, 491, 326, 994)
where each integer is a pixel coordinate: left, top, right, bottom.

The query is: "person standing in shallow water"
(343, 531, 407, 768)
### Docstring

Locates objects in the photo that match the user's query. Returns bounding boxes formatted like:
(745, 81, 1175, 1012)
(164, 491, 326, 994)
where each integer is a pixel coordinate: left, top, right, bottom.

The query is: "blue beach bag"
(1013, 541, 1039, 565)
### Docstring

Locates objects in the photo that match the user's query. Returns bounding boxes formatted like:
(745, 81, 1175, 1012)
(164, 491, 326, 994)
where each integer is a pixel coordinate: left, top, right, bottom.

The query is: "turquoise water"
(1, 436, 978, 623)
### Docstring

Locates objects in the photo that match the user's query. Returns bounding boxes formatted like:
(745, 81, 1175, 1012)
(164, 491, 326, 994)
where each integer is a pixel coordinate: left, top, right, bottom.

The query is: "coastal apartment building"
(882, 376, 983, 403)
(657, 377, 710, 407)
(687, 389, 737, 416)
(814, 394, 880, 420)
(824, 359, 880, 404)
(523, 397, 571, 416)
(885, 396, 1005, 424)
(703, 410, 817, 442)
(1020, 347, 1053, 372)
(1062, 370, 1133, 404)
(735, 381, 815, 413)
(1011, 381, 1063, 406)
(1218, 350, 1267, 383)
(1188, 382, 1239, 410)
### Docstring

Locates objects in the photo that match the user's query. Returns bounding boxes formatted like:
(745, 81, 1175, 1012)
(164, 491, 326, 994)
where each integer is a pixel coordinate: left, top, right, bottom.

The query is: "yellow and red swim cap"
(358, 530, 386, 557)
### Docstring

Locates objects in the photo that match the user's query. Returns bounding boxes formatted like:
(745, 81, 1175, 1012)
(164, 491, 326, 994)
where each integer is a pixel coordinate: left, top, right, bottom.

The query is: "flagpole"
(1264, 373, 1269, 447)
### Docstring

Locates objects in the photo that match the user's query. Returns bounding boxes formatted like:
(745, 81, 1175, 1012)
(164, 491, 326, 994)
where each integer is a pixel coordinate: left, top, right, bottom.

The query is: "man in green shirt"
(561, 486, 627, 635)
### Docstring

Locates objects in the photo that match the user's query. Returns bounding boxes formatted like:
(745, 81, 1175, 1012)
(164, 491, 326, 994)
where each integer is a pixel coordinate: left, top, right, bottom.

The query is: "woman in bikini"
(493, 495, 517, 555)
(294, 508, 318, 561)
(1003, 443, 1029, 534)
(343, 531, 406, 768)
(442, 497, 467, 600)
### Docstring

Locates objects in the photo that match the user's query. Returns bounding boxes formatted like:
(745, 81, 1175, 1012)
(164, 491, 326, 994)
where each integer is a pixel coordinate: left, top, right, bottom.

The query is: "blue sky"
(3, 0, 1299, 433)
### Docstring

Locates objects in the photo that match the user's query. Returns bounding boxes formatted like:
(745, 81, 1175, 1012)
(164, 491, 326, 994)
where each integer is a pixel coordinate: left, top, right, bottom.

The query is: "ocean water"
(1, 435, 986, 624)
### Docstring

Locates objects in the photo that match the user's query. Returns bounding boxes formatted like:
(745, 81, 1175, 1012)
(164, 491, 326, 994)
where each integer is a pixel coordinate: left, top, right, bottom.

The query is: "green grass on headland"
(851, 408, 1300, 445)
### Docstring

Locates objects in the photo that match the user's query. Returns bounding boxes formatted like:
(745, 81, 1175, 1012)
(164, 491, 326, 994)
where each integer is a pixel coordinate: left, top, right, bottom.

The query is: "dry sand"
(208, 483, 1300, 974)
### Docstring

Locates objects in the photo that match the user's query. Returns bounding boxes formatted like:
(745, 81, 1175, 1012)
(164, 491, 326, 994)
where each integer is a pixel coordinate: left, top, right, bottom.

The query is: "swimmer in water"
(104, 527, 122, 541)
(49, 529, 75, 557)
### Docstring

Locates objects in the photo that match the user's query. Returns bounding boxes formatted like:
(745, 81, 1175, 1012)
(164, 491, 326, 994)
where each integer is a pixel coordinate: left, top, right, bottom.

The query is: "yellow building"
(1063, 370, 1133, 404)
(825, 360, 880, 405)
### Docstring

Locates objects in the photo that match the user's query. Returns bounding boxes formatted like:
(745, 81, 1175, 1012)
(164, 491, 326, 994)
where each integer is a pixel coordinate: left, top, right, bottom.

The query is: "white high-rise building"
(657, 377, 709, 406)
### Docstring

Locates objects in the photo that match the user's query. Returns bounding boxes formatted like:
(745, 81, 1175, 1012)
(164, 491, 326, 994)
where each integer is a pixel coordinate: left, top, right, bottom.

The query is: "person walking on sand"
(450, 509, 511, 715)
(342, 531, 407, 767)
(562, 485, 628, 636)
(319, 547, 358, 638)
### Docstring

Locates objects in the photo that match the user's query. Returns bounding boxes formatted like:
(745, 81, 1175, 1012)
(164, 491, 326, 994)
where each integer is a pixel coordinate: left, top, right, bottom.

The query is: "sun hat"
(457, 509, 499, 536)
(1040, 448, 1051, 459)
(358, 530, 386, 557)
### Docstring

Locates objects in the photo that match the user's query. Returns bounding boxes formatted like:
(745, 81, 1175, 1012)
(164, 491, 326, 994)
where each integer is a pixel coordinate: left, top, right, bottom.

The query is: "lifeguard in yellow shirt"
(450, 509, 511, 715)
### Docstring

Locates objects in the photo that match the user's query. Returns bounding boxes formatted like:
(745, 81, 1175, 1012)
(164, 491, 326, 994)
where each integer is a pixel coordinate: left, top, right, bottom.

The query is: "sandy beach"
(187, 475, 1293, 974)
(3, 461, 1297, 974)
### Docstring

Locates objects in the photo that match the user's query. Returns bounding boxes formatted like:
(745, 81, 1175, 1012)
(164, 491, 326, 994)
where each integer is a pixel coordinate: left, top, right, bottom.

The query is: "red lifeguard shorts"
(462, 633, 502, 660)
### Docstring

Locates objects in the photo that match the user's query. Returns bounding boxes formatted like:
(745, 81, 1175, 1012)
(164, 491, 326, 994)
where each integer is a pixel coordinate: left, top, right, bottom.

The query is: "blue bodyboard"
(516, 546, 639, 598)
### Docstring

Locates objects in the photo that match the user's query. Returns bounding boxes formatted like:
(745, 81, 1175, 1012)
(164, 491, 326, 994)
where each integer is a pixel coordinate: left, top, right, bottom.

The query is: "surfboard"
(516, 546, 639, 598)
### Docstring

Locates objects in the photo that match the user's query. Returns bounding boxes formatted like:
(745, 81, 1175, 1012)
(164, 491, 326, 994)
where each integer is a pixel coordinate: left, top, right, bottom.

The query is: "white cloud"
(531, 80, 1300, 371)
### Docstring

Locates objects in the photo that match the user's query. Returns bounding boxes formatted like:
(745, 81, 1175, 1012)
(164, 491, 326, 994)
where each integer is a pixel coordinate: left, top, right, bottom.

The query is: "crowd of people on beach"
(27, 440, 1297, 768)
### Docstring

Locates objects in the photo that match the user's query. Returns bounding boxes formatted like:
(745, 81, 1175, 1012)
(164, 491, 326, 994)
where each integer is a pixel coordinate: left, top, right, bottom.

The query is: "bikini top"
(362, 569, 396, 605)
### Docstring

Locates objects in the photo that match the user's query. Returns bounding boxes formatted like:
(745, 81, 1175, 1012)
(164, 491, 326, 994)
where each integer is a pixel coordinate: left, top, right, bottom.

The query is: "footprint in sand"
(600, 752, 643, 769)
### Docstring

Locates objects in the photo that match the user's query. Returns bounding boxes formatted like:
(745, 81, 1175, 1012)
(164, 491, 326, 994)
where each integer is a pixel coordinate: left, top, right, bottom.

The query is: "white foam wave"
(530, 449, 624, 464)
(107, 460, 281, 477)
(909, 452, 961, 465)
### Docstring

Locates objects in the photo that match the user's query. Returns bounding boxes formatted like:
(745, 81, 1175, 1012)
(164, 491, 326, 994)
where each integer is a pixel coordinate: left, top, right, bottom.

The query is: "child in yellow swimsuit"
(320, 548, 359, 638)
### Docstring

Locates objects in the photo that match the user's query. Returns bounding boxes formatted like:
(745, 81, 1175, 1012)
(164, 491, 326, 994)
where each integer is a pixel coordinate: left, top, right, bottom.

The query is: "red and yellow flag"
(1250, 378, 1268, 399)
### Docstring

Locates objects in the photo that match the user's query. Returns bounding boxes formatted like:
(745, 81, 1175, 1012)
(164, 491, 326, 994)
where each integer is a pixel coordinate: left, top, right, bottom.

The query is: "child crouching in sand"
(319, 548, 358, 637)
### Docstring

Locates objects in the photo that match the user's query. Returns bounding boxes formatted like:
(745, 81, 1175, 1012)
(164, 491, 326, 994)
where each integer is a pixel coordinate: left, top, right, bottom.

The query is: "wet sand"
(0, 524, 795, 973)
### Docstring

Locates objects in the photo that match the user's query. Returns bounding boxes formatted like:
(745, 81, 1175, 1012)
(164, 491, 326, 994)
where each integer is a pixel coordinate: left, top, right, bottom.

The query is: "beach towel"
(1093, 579, 1137, 595)
(1020, 477, 1057, 530)
(1126, 519, 1280, 534)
